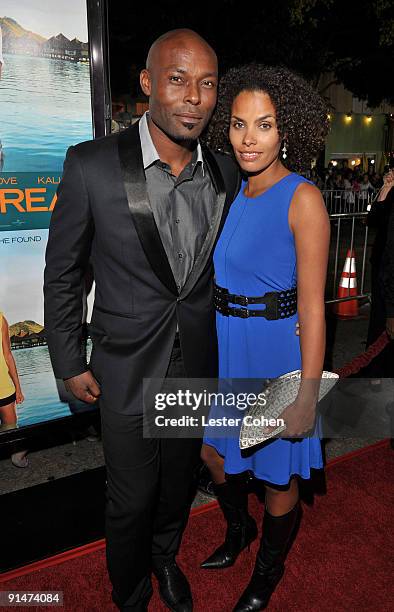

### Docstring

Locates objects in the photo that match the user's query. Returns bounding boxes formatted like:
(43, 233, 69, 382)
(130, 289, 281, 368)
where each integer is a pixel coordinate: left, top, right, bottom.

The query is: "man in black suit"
(44, 29, 239, 611)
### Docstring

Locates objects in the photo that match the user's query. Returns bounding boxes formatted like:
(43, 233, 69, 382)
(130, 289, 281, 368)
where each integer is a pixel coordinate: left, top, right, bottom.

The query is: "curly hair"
(204, 64, 329, 174)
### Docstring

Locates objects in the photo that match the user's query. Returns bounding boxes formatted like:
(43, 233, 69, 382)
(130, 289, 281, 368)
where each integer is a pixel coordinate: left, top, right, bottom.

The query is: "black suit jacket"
(44, 122, 240, 415)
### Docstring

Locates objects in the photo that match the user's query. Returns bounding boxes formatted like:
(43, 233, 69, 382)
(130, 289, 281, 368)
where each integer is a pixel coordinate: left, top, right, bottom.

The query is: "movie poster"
(0, 0, 94, 427)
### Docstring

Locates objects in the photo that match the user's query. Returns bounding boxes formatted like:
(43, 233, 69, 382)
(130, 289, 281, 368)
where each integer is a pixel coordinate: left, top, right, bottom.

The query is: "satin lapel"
(179, 145, 227, 300)
(118, 124, 178, 296)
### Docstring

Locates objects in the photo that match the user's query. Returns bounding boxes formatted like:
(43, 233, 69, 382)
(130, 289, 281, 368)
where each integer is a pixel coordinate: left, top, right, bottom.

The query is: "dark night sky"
(107, 0, 394, 106)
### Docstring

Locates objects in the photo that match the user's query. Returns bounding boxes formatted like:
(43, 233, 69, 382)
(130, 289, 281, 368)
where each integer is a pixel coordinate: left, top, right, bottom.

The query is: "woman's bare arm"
(285, 182, 330, 434)
(291, 182, 330, 378)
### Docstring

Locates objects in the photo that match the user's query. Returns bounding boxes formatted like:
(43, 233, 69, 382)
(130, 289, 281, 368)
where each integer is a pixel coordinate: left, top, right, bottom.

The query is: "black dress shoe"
(153, 561, 193, 611)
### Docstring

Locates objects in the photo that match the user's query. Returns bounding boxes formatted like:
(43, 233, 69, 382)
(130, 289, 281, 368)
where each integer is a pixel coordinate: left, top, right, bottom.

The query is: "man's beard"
(151, 114, 204, 146)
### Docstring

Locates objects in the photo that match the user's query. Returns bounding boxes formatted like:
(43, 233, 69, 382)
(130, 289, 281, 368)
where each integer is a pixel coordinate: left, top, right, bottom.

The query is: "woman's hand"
(15, 389, 24, 404)
(280, 396, 317, 437)
(262, 385, 319, 438)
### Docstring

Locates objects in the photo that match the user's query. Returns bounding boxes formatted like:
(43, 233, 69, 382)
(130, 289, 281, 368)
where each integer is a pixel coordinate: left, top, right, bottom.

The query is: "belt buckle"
(237, 307, 249, 318)
(260, 291, 278, 320)
(235, 295, 248, 306)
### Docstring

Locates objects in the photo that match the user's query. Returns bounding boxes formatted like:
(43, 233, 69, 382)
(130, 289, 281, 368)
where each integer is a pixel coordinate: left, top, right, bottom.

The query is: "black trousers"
(100, 338, 202, 610)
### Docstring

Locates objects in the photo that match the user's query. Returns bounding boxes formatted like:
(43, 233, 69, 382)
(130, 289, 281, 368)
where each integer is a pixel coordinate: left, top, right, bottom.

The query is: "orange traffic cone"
(335, 249, 359, 319)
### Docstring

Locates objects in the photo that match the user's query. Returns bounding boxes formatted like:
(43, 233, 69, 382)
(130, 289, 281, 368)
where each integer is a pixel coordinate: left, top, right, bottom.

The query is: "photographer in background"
(365, 168, 394, 386)
(382, 170, 394, 341)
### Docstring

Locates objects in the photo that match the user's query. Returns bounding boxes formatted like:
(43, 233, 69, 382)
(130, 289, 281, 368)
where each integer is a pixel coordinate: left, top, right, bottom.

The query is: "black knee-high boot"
(233, 501, 300, 611)
(200, 477, 258, 570)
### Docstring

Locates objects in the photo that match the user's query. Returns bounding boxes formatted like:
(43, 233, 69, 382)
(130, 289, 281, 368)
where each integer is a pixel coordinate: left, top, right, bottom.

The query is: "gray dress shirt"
(139, 112, 217, 293)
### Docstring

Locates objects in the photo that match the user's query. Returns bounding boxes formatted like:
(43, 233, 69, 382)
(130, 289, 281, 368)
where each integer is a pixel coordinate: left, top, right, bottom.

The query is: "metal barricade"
(322, 189, 377, 215)
(322, 189, 377, 305)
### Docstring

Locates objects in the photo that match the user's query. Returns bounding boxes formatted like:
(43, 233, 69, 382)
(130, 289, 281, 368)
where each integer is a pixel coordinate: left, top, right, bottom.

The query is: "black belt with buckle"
(214, 283, 297, 320)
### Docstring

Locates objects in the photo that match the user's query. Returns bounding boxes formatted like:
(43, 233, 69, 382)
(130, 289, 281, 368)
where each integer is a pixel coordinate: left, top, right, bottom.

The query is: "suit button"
(176, 297, 181, 303)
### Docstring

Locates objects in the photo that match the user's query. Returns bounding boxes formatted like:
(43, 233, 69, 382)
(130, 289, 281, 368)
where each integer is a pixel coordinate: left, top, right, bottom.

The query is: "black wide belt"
(214, 283, 297, 320)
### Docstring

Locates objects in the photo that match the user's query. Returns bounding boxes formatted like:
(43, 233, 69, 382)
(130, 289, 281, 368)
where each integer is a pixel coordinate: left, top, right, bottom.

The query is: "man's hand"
(386, 317, 394, 340)
(64, 371, 101, 403)
(383, 169, 394, 187)
(378, 170, 394, 201)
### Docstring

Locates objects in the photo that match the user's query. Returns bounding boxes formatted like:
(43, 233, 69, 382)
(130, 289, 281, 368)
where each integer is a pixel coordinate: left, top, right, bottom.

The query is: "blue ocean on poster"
(13, 342, 94, 427)
(0, 52, 94, 429)
(0, 54, 92, 173)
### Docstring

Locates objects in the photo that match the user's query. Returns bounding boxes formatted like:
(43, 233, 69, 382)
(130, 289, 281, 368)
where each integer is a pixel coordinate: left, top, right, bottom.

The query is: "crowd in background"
(307, 164, 383, 193)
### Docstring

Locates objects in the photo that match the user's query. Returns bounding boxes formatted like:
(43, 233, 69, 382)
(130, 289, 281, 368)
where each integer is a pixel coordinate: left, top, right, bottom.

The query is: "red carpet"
(1, 441, 393, 611)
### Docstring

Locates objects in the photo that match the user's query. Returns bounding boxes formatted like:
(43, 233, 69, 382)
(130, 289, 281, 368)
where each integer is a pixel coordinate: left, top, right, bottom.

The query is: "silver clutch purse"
(239, 370, 339, 449)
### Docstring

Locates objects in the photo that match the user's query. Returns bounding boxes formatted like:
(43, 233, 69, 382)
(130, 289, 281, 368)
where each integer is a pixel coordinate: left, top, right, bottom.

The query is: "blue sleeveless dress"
(203, 173, 323, 485)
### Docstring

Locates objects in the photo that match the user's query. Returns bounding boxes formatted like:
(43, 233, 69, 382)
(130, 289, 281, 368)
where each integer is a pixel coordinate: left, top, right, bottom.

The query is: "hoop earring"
(281, 141, 288, 160)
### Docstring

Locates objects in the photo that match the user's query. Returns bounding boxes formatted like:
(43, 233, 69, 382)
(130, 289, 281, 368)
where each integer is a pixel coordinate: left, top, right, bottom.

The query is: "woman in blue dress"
(200, 65, 330, 611)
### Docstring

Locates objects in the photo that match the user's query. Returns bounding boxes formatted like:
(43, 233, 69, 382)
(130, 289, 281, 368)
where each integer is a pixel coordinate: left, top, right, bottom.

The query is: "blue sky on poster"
(0, 229, 95, 326)
(0, 0, 88, 42)
(0, 230, 47, 325)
